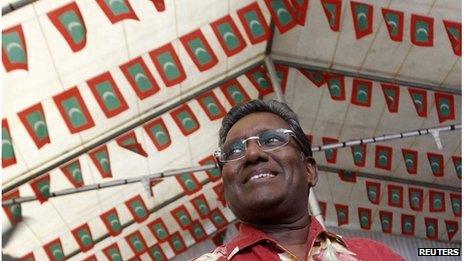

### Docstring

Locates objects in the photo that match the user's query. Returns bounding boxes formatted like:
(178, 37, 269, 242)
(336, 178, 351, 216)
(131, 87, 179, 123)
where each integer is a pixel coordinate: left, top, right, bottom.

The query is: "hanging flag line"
(3, 123, 460, 206)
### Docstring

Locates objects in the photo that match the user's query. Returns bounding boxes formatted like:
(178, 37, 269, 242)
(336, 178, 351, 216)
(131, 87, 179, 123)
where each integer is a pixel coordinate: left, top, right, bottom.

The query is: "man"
(196, 100, 403, 260)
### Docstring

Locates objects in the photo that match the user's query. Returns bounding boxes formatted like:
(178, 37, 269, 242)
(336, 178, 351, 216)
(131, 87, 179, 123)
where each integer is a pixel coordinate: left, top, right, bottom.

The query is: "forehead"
(225, 112, 290, 141)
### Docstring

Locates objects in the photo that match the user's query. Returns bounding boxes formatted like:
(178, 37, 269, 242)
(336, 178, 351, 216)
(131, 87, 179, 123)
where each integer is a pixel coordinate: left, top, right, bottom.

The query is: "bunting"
(143, 117, 171, 151)
(445, 220, 459, 241)
(71, 223, 94, 252)
(290, 0, 310, 25)
(150, 0, 165, 12)
(30, 174, 51, 203)
(2, 119, 17, 168)
(321, 0, 342, 31)
(408, 88, 427, 117)
(209, 208, 228, 229)
(18, 103, 50, 148)
(408, 187, 424, 211)
(401, 214, 415, 236)
(125, 231, 148, 256)
(220, 79, 251, 106)
(213, 183, 226, 206)
(401, 149, 418, 175)
(452, 156, 461, 179)
(60, 159, 84, 188)
(196, 91, 226, 121)
(212, 229, 227, 246)
(149, 43, 186, 87)
(351, 78, 372, 107)
(48, 2, 87, 52)
(365, 181, 380, 204)
(338, 170, 356, 183)
(326, 73, 345, 100)
(426, 152, 444, 177)
(125, 195, 149, 223)
(87, 72, 129, 118)
(424, 217, 438, 240)
(434, 92, 455, 123)
(100, 208, 122, 236)
(237, 2, 272, 44)
(171, 205, 194, 229)
(44, 238, 65, 261)
(245, 66, 274, 96)
(2, 24, 28, 71)
(189, 221, 208, 242)
(96, 0, 138, 24)
(20, 252, 35, 261)
(429, 190, 445, 212)
(387, 184, 403, 208)
(210, 15, 246, 56)
(148, 244, 167, 260)
(322, 137, 338, 164)
(89, 145, 112, 178)
(381, 8, 404, 42)
(374, 145, 392, 171)
(147, 218, 170, 242)
(335, 204, 349, 226)
(410, 14, 434, 47)
(53, 87, 95, 134)
(180, 29, 218, 72)
(358, 207, 371, 230)
(170, 104, 200, 136)
(351, 144, 366, 167)
(2, 189, 22, 224)
(168, 232, 187, 254)
(275, 64, 289, 93)
(103, 243, 123, 261)
(449, 193, 461, 217)
(350, 1, 373, 39)
(379, 211, 393, 233)
(298, 68, 327, 87)
(191, 194, 212, 218)
(116, 131, 148, 157)
(120, 56, 160, 100)
(265, 0, 298, 33)
(381, 83, 400, 113)
(443, 20, 461, 56)
(199, 155, 221, 181)
(176, 173, 202, 195)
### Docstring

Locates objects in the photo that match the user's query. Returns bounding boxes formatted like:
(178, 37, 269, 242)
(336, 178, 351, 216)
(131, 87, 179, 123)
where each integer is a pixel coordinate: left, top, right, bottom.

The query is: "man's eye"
(262, 136, 284, 145)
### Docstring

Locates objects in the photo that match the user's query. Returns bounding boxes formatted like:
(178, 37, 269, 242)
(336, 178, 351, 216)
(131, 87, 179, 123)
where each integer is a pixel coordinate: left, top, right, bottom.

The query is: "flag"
(409, 187, 424, 211)
(71, 223, 94, 252)
(2, 24, 28, 71)
(18, 103, 50, 148)
(125, 231, 148, 256)
(148, 244, 167, 260)
(357, 207, 371, 230)
(125, 195, 149, 223)
(213, 183, 226, 206)
(350, 1, 373, 39)
(198, 155, 221, 181)
(191, 194, 211, 218)
(445, 220, 459, 241)
(429, 190, 445, 212)
(220, 79, 251, 106)
(264, 0, 298, 33)
(100, 208, 122, 236)
(408, 88, 427, 117)
(443, 20, 461, 56)
(434, 92, 455, 123)
(410, 14, 434, 47)
(147, 218, 170, 242)
(53, 87, 95, 133)
(20, 252, 35, 261)
(322, 137, 338, 164)
(401, 149, 418, 175)
(143, 117, 171, 151)
(2, 118, 17, 167)
(116, 131, 148, 157)
(44, 238, 65, 261)
(171, 205, 194, 229)
(170, 104, 200, 136)
(212, 229, 227, 246)
(168, 232, 187, 254)
(103, 243, 122, 260)
(290, 0, 310, 25)
(401, 214, 415, 236)
(424, 217, 438, 240)
(320, 0, 342, 31)
(196, 91, 226, 121)
(374, 145, 392, 171)
(351, 78, 372, 107)
(30, 174, 51, 203)
(338, 170, 356, 183)
(120, 56, 160, 100)
(351, 144, 366, 167)
(189, 221, 207, 242)
(275, 64, 289, 93)
(245, 66, 274, 96)
(326, 73, 345, 100)
(381, 83, 400, 113)
(297, 68, 327, 87)
(210, 15, 247, 56)
(209, 208, 228, 229)
(150, 0, 165, 11)
(180, 29, 218, 71)
(379, 211, 393, 233)
(381, 8, 404, 42)
(426, 152, 444, 177)
(452, 156, 461, 179)
(335, 204, 349, 226)
(149, 43, 186, 87)
(365, 181, 380, 204)
(2, 189, 22, 224)
(96, 0, 138, 24)
(449, 193, 461, 217)
(48, 2, 87, 52)
(60, 159, 84, 188)
(237, 2, 272, 44)
(87, 72, 129, 118)
(387, 184, 403, 208)
(89, 145, 112, 178)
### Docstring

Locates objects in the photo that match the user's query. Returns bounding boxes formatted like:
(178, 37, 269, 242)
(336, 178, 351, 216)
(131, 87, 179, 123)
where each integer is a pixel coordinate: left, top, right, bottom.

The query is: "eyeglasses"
(214, 128, 306, 163)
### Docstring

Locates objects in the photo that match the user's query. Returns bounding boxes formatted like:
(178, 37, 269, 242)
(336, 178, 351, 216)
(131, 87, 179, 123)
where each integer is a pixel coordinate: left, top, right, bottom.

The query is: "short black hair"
(218, 99, 313, 157)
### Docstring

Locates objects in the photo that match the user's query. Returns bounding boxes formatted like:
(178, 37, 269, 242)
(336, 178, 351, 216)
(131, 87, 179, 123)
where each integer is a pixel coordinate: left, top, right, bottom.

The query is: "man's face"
(221, 112, 316, 224)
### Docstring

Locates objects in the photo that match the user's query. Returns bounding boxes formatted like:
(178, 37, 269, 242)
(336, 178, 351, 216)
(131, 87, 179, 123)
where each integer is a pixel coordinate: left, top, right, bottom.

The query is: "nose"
(243, 140, 269, 166)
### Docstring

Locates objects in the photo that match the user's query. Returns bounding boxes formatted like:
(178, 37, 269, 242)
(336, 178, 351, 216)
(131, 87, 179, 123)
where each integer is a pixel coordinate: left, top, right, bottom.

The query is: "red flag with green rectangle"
(429, 190, 445, 212)
(381, 83, 400, 113)
(246, 66, 274, 96)
(351, 78, 372, 107)
(220, 79, 251, 106)
(171, 205, 194, 229)
(424, 217, 438, 240)
(358, 207, 371, 230)
(60, 159, 84, 188)
(411, 14, 434, 47)
(199, 155, 221, 181)
(401, 214, 415, 236)
(100, 208, 122, 236)
(190, 221, 207, 242)
(191, 194, 211, 218)
(44, 238, 65, 261)
(170, 104, 200, 136)
(381, 8, 404, 42)
(89, 145, 112, 178)
(2, 189, 21, 224)
(443, 20, 461, 56)
(409, 187, 424, 211)
(120, 56, 160, 100)
(96, 0, 138, 24)
(180, 29, 218, 71)
(144, 117, 171, 151)
(30, 174, 51, 203)
(87, 72, 129, 118)
(53, 87, 95, 133)
(434, 92, 455, 123)
(366, 181, 380, 204)
(452, 156, 461, 179)
(387, 184, 403, 208)
(148, 218, 170, 242)
(298, 68, 327, 87)
(149, 43, 186, 87)
(350, 1, 373, 39)
(125, 195, 149, 223)
(48, 2, 87, 52)
(18, 103, 50, 149)
(265, 0, 298, 33)
(351, 144, 366, 167)
(427, 152, 444, 177)
(116, 131, 148, 157)
(103, 243, 122, 261)
(196, 91, 226, 121)
(209, 208, 228, 229)
(450, 193, 461, 217)
(148, 244, 167, 261)
(408, 88, 427, 117)
(379, 211, 393, 233)
(290, 0, 310, 25)
(445, 220, 458, 241)
(175, 173, 202, 195)
(210, 15, 246, 56)
(2, 119, 16, 168)
(375, 145, 392, 171)
(321, 0, 342, 31)
(2, 25, 28, 71)
(125, 231, 147, 256)
(168, 232, 187, 254)
(237, 2, 271, 44)
(322, 137, 338, 164)
(335, 204, 349, 226)
(327, 74, 345, 100)
(401, 149, 418, 175)
(72, 223, 94, 252)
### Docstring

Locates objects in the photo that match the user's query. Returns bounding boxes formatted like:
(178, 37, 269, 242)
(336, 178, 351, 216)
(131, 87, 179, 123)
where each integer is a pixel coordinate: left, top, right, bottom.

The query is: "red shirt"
(195, 217, 404, 260)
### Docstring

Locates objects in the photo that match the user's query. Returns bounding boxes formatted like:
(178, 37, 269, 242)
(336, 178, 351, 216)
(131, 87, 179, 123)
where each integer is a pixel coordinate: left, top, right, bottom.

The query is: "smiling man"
(196, 100, 403, 261)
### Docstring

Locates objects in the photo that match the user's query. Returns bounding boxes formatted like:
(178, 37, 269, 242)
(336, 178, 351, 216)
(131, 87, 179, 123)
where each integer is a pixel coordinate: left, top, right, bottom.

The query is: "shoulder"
(344, 237, 404, 261)
(192, 246, 228, 261)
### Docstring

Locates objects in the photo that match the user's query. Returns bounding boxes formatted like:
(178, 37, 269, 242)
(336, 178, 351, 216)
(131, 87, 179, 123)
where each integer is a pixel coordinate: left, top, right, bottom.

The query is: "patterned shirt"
(195, 217, 404, 261)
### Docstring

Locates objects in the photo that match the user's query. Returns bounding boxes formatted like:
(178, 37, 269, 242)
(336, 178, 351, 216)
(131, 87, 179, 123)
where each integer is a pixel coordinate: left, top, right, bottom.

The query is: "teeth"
(249, 173, 275, 181)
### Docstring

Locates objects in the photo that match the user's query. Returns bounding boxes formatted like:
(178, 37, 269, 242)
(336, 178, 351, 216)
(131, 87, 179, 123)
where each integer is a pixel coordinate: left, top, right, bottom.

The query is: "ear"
(304, 157, 318, 187)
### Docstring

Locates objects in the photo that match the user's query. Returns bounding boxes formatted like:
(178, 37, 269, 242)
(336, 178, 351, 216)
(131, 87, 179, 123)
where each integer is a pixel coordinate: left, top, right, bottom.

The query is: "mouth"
(244, 169, 278, 183)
